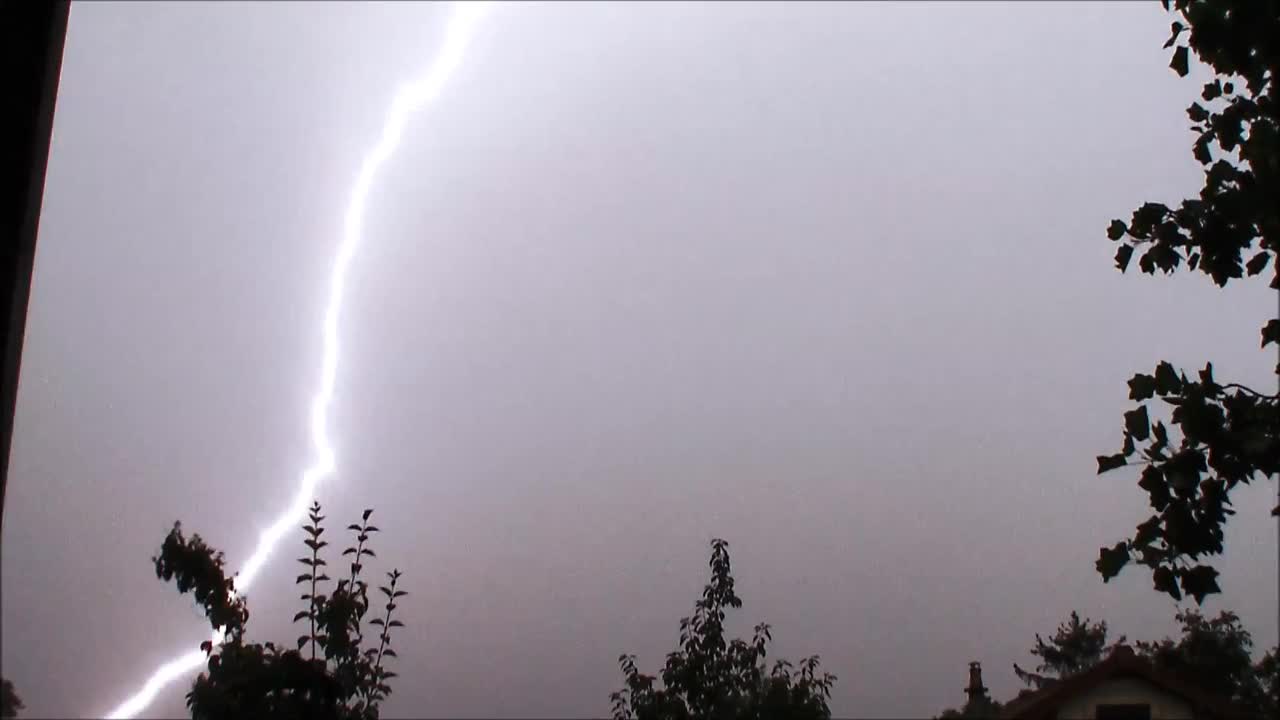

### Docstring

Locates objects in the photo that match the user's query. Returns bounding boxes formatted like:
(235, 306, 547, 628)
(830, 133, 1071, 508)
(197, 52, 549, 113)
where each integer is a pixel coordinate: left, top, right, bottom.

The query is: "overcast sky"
(2, 1, 1277, 718)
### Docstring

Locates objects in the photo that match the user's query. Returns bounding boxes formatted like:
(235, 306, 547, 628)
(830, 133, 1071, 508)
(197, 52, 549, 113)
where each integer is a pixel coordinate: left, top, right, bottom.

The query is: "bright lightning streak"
(104, 4, 491, 717)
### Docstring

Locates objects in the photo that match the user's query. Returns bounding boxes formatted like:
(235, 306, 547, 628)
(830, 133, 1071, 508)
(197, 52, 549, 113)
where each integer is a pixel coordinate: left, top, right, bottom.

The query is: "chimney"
(965, 661, 989, 701)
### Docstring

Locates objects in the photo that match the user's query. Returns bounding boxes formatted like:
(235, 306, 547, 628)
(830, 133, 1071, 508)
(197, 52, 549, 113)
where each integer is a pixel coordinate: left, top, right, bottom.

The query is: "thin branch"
(1222, 383, 1280, 400)
(308, 505, 322, 661)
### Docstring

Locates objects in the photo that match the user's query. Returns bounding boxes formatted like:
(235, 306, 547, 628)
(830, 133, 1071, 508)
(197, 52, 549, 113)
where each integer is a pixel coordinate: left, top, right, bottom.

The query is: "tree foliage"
(153, 502, 406, 720)
(1135, 609, 1279, 716)
(937, 692, 1002, 719)
(1096, 0, 1280, 604)
(0, 678, 22, 718)
(610, 539, 836, 720)
(1254, 649, 1280, 717)
(1008, 609, 1278, 718)
(1012, 611, 1124, 690)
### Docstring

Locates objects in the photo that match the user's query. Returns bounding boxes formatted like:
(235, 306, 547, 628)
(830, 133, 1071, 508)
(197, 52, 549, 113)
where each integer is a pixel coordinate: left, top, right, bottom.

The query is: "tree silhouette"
(937, 696, 1002, 720)
(153, 502, 405, 720)
(1136, 609, 1279, 716)
(1, 678, 22, 718)
(1012, 611, 1124, 690)
(610, 539, 836, 720)
(1006, 609, 1278, 717)
(1254, 649, 1280, 718)
(1094, 0, 1280, 604)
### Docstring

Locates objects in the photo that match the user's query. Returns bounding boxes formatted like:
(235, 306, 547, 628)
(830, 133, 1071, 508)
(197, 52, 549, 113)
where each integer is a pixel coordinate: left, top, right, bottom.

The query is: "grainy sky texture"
(2, 1, 1277, 718)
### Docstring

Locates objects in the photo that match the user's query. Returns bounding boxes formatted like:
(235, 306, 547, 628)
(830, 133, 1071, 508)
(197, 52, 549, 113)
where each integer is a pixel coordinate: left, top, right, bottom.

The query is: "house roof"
(999, 645, 1256, 720)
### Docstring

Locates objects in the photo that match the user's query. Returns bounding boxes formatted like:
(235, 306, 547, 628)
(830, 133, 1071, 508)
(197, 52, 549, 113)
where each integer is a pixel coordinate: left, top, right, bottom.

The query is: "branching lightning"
(104, 4, 491, 717)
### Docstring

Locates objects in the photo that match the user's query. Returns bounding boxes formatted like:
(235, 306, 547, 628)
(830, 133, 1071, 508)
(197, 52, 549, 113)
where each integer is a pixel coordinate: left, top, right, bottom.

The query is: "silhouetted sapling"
(610, 538, 836, 720)
(1012, 611, 1123, 691)
(153, 502, 406, 720)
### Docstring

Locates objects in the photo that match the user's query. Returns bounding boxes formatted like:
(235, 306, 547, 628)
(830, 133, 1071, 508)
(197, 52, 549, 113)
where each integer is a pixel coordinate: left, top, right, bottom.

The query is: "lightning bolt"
(104, 3, 491, 717)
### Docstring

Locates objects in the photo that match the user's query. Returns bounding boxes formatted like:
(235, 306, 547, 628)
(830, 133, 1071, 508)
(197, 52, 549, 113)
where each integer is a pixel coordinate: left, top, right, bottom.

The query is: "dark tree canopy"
(1135, 609, 1279, 716)
(1254, 650, 1280, 717)
(1, 678, 22, 719)
(1012, 611, 1123, 690)
(153, 502, 405, 720)
(937, 697, 1002, 720)
(610, 539, 836, 720)
(1095, 0, 1280, 604)
(1004, 609, 1278, 718)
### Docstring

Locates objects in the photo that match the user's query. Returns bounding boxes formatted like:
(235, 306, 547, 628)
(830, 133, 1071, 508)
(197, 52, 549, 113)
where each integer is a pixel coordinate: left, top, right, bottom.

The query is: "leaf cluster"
(1097, 0, 1279, 603)
(1108, 0, 1278, 300)
(1095, 362, 1278, 603)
